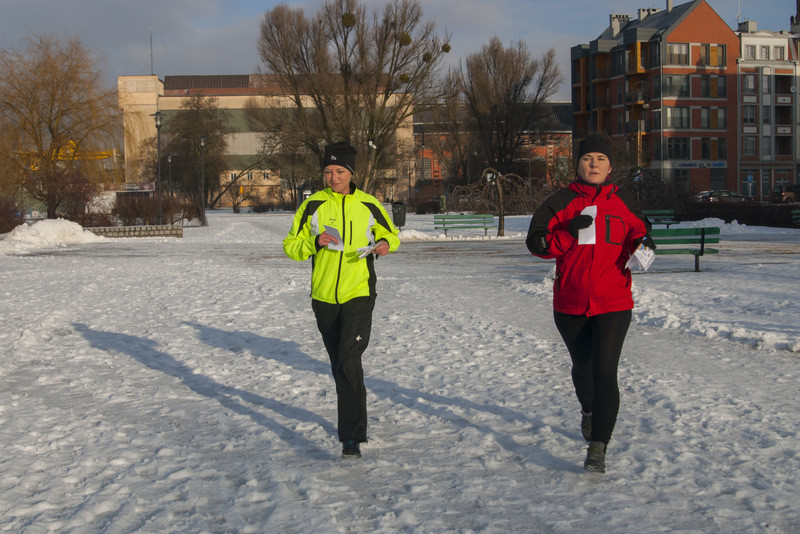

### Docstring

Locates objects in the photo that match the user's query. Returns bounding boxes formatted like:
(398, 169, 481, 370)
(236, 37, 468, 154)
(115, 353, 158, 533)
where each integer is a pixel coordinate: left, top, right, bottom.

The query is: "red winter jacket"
(526, 179, 650, 316)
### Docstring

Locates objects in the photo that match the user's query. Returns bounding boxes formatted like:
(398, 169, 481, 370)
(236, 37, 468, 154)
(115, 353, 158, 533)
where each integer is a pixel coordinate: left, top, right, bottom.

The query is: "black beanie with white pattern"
(322, 142, 357, 174)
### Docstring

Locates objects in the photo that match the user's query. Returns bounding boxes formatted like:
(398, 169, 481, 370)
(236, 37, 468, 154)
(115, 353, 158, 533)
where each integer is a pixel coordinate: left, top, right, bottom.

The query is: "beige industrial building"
(117, 74, 415, 207)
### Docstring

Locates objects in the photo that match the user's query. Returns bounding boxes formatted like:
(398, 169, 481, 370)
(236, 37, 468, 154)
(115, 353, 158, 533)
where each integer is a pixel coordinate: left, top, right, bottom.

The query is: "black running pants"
(553, 310, 632, 445)
(312, 296, 375, 443)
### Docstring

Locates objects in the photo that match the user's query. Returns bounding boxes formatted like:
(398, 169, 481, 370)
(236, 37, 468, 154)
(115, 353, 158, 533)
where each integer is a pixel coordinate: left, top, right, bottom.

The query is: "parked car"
(691, 190, 749, 203)
(771, 184, 800, 203)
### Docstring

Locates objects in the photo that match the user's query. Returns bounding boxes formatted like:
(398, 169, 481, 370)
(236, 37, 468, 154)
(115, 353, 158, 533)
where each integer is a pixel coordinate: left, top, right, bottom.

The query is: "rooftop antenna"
(737, 0, 741, 23)
(150, 27, 154, 75)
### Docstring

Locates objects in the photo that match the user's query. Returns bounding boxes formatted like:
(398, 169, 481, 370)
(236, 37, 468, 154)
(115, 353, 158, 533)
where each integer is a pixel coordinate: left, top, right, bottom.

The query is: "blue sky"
(0, 0, 792, 99)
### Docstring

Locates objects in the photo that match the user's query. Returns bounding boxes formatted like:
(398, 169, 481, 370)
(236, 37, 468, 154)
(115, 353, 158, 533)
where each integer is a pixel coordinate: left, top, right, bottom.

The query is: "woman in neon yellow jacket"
(283, 142, 400, 458)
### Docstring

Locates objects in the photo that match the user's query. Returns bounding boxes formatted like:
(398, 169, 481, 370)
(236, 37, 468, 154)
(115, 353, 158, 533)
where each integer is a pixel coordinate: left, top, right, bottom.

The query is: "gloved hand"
(567, 214, 594, 238)
(635, 235, 656, 250)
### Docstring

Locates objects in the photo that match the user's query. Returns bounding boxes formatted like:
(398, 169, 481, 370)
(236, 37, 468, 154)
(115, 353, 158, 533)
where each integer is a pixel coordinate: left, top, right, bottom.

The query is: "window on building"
(743, 137, 757, 156)
(761, 169, 772, 199)
(743, 105, 756, 124)
(701, 76, 726, 97)
(618, 113, 624, 135)
(710, 169, 727, 190)
(653, 138, 661, 160)
(666, 106, 690, 128)
(742, 74, 757, 94)
(700, 76, 710, 97)
(700, 44, 726, 66)
(717, 76, 727, 97)
(762, 75, 771, 94)
(702, 138, 725, 160)
(761, 136, 772, 156)
(672, 169, 690, 194)
(701, 138, 711, 159)
(741, 169, 757, 197)
(664, 75, 689, 97)
(775, 46, 785, 60)
(651, 41, 661, 67)
(667, 43, 689, 65)
(653, 74, 661, 98)
(745, 45, 756, 59)
(666, 138, 690, 159)
(700, 108, 726, 129)
(763, 105, 771, 124)
(760, 46, 770, 60)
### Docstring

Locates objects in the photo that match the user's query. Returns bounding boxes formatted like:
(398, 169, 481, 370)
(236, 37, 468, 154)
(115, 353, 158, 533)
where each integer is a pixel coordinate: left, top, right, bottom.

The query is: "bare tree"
(257, 0, 450, 193)
(459, 37, 562, 177)
(0, 35, 119, 218)
(243, 102, 320, 208)
(152, 96, 230, 225)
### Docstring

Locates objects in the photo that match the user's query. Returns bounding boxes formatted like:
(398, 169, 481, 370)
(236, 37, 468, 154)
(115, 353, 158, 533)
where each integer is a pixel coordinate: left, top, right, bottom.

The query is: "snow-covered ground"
(1, 211, 799, 533)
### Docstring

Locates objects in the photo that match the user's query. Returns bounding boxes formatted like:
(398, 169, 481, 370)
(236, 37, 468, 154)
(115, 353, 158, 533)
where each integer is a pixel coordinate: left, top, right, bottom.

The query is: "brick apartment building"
(571, 0, 800, 199)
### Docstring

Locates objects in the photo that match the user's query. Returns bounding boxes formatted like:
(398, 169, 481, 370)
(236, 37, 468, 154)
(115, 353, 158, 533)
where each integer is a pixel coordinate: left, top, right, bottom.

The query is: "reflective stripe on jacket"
(526, 180, 649, 316)
(283, 186, 400, 304)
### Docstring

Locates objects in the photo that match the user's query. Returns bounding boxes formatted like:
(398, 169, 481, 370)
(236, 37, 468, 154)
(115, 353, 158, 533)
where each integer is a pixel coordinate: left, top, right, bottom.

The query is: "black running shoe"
(342, 440, 361, 458)
(584, 441, 606, 473)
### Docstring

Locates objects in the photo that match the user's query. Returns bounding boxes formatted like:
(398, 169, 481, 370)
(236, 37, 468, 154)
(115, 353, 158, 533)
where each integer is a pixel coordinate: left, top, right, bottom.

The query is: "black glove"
(567, 214, 594, 238)
(636, 235, 656, 250)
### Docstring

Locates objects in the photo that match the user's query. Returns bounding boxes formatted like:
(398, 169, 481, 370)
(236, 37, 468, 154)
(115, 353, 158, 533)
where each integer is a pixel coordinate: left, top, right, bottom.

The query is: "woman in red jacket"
(526, 133, 653, 473)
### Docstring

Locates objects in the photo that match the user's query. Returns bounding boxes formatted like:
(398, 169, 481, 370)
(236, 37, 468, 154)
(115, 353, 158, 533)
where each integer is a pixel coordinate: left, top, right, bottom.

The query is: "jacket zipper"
(334, 195, 347, 303)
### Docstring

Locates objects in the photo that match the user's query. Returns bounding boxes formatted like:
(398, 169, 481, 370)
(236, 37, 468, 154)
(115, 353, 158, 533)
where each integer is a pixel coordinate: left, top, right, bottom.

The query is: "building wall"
(118, 75, 415, 205)
(738, 28, 799, 200)
(118, 75, 163, 185)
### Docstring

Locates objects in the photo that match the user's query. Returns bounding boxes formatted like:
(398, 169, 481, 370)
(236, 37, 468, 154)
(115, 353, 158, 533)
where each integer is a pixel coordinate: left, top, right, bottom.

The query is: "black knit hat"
(323, 142, 357, 174)
(576, 134, 613, 165)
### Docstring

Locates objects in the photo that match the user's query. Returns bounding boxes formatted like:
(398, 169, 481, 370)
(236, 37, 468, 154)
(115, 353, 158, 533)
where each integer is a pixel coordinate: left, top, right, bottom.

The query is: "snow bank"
(0, 219, 104, 255)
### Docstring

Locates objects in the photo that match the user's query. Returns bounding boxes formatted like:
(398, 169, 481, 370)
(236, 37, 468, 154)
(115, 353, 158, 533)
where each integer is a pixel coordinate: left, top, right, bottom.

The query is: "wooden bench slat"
(651, 227, 720, 236)
(656, 248, 718, 255)
(653, 238, 720, 245)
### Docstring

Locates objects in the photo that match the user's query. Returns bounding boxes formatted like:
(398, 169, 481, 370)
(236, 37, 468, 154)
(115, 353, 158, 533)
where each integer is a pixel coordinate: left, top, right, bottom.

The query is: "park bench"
(792, 208, 800, 227)
(643, 209, 678, 228)
(650, 226, 720, 272)
(433, 214, 497, 236)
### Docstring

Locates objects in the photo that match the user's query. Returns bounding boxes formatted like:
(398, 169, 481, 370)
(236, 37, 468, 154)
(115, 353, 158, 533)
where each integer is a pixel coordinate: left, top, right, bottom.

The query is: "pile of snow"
(0, 219, 104, 255)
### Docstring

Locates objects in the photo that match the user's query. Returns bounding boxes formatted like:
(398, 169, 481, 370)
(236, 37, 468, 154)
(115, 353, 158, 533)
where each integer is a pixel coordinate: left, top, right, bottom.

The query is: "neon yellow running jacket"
(283, 186, 400, 304)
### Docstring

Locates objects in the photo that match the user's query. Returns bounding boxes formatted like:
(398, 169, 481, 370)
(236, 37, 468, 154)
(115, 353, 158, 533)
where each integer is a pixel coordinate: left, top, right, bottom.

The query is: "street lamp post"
(154, 111, 163, 225)
(200, 136, 206, 226)
(167, 155, 172, 195)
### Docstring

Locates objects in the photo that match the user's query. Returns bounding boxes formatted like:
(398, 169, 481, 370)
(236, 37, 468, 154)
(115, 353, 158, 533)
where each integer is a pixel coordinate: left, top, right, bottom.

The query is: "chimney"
(738, 20, 757, 33)
(610, 14, 630, 37)
(667, 0, 673, 12)
(639, 8, 660, 21)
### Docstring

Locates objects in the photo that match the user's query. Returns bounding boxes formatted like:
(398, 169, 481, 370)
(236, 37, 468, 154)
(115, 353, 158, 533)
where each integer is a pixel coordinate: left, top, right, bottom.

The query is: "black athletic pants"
(312, 296, 375, 443)
(553, 310, 632, 445)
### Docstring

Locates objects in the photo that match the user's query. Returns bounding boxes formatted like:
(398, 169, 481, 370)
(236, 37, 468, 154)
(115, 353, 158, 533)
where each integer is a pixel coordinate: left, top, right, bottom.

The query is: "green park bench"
(643, 209, 678, 228)
(433, 214, 497, 236)
(651, 226, 720, 272)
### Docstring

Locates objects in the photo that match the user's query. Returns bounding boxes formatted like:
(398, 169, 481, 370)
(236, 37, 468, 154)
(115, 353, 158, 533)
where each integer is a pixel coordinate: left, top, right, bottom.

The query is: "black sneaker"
(581, 411, 592, 442)
(341, 440, 361, 458)
(584, 441, 606, 473)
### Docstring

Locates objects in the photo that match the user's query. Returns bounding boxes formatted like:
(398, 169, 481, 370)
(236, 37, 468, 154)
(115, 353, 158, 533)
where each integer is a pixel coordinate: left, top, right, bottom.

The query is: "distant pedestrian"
(283, 141, 400, 458)
(525, 133, 653, 473)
